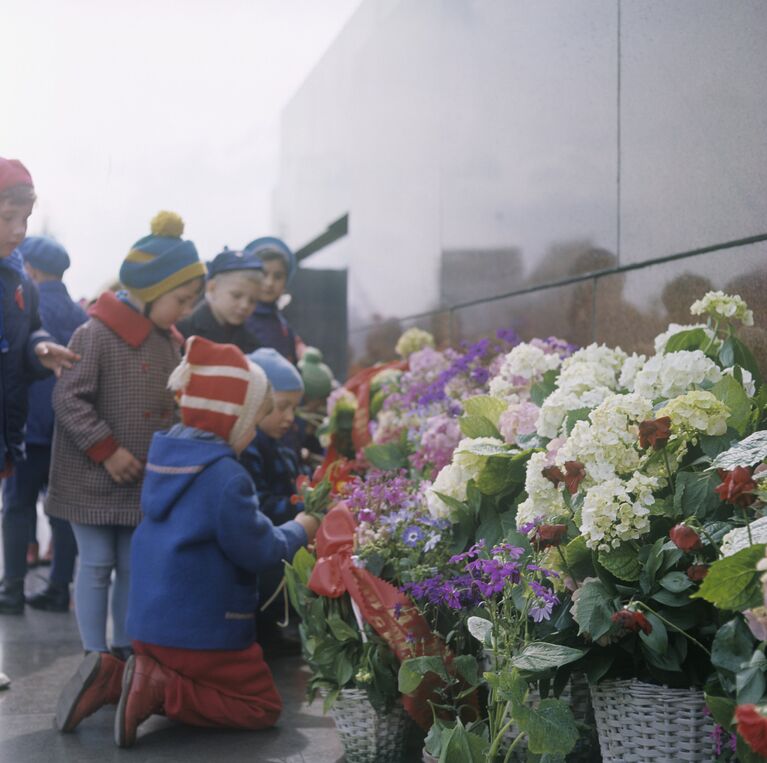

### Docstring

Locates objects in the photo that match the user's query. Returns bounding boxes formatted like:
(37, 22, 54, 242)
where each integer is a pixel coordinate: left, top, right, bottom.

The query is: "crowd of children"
(0, 156, 336, 748)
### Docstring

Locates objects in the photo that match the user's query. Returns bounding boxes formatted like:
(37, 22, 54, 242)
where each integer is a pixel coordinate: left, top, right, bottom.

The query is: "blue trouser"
(70, 523, 133, 653)
(2, 445, 77, 585)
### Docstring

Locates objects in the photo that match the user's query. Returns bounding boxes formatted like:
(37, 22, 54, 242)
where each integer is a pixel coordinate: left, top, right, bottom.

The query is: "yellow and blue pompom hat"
(119, 211, 207, 302)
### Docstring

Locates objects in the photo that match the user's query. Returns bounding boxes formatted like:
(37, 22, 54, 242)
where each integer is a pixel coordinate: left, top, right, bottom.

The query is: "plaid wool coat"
(46, 292, 181, 526)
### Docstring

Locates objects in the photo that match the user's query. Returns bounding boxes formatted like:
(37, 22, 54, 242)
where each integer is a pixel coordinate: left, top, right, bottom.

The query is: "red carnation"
(736, 704, 767, 756)
(686, 564, 709, 582)
(638, 416, 672, 450)
(534, 524, 568, 549)
(542, 465, 565, 487)
(611, 609, 653, 635)
(562, 461, 587, 494)
(669, 524, 702, 552)
(715, 466, 757, 507)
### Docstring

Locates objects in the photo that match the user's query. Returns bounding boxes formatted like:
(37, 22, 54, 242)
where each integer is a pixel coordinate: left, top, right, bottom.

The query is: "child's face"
(0, 199, 34, 259)
(258, 257, 288, 304)
(207, 271, 261, 326)
(149, 279, 202, 329)
(232, 392, 274, 455)
(257, 389, 302, 439)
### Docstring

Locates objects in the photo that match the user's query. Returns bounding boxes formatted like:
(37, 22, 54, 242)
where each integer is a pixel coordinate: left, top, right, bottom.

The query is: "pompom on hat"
(0, 158, 33, 195)
(298, 347, 334, 400)
(19, 236, 70, 277)
(248, 347, 303, 392)
(168, 336, 270, 446)
(242, 236, 296, 281)
(119, 211, 207, 303)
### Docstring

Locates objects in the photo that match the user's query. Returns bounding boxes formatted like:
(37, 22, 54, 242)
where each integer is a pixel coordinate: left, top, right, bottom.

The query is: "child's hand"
(294, 512, 320, 544)
(104, 448, 144, 484)
(35, 341, 81, 378)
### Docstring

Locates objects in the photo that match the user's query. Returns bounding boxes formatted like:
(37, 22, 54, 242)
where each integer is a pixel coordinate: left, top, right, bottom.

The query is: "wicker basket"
(590, 679, 715, 762)
(329, 687, 410, 763)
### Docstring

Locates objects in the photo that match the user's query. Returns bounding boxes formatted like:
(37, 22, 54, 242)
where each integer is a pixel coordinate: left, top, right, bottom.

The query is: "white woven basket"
(590, 679, 715, 762)
(329, 687, 409, 763)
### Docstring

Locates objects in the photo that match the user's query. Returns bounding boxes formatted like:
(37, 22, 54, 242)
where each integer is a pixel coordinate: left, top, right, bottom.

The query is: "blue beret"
(243, 237, 296, 281)
(248, 348, 304, 392)
(19, 236, 70, 276)
(207, 248, 264, 279)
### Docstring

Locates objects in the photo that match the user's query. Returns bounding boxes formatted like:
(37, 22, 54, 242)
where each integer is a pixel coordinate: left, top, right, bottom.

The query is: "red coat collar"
(89, 291, 154, 348)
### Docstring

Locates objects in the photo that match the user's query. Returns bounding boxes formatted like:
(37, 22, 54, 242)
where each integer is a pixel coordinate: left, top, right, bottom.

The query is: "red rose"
(715, 466, 757, 507)
(541, 465, 565, 487)
(611, 609, 652, 635)
(686, 564, 709, 582)
(638, 416, 672, 450)
(669, 524, 703, 552)
(736, 704, 767, 756)
(562, 461, 587, 494)
(534, 524, 568, 549)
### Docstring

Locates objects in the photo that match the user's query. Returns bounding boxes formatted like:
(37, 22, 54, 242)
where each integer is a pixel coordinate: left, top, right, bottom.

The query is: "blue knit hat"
(243, 237, 296, 281)
(207, 247, 263, 279)
(120, 211, 207, 302)
(19, 236, 70, 276)
(248, 348, 304, 392)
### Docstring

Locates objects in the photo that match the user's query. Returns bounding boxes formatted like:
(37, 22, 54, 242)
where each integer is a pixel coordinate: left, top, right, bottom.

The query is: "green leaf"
(651, 589, 690, 607)
(659, 571, 695, 593)
(476, 453, 529, 495)
(322, 688, 340, 713)
(711, 375, 752, 436)
(530, 369, 559, 406)
(736, 665, 766, 704)
(564, 535, 594, 581)
(290, 546, 316, 584)
(564, 407, 591, 435)
(441, 720, 489, 763)
(692, 543, 766, 611)
(640, 538, 665, 594)
(459, 414, 503, 439)
(462, 395, 508, 426)
(712, 618, 755, 676)
(729, 336, 762, 384)
(363, 442, 408, 471)
(598, 545, 641, 582)
(571, 579, 615, 641)
(453, 655, 481, 688)
(711, 430, 767, 471)
(398, 656, 448, 694)
(515, 698, 579, 756)
(674, 470, 722, 521)
(705, 693, 736, 729)
(334, 655, 354, 687)
(665, 327, 711, 353)
(510, 643, 586, 673)
(638, 611, 668, 654)
(327, 615, 359, 642)
(582, 651, 614, 685)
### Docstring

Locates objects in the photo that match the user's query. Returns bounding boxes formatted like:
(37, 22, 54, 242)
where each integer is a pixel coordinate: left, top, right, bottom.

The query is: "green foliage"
(564, 407, 591, 435)
(459, 415, 502, 440)
(510, 643, 586, 673)
(673, 470, 723, 521)
(462, 395, 508, 426)
(719, 336, 762, 384)
(571, 579, 616, 642)
(363, 442, 408, 471)
(598, 545, 641, 582)
(515, 698, 579, 756)
(665, 327, 714, 354)
(439, 720, 489, 763)
(711, 375, 753, 436)
(692, 544, 766, 611)
(711, 430, 767, 471)
(530, 369, 559, 406)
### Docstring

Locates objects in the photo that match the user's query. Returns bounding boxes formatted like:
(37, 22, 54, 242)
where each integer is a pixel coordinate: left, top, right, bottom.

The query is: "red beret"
(0, 158, 34, 194)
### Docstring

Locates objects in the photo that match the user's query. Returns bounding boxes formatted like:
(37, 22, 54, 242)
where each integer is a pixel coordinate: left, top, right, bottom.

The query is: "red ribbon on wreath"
(308, 503, 454, 729)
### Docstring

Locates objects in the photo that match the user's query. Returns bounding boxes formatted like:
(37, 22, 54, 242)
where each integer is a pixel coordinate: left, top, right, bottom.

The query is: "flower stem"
(636, 601, 711, 657)
(742, 505, 754, 546)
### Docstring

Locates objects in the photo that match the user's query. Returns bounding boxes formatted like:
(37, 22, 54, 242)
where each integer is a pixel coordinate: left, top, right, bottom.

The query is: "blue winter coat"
(245, 303, 298, 365)
(240, 429, 303, 526)
(0, 255, 50, 467)
(26, 280, 87, 446)
(126, 426, 308, 650)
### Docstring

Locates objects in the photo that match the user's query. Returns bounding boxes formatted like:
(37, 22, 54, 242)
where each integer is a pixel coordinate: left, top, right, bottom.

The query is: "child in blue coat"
(55, 336, 318, 748)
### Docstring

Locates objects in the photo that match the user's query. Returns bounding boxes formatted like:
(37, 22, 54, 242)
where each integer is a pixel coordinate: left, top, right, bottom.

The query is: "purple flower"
(393, 602, 403, 619)
(358, 509, 377, 523)
(402, 525, 425, 547)
(529, 600, 556, 622)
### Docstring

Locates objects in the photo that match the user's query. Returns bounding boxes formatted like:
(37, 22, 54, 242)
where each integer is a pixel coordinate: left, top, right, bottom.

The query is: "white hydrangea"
(691, 291, 754, 327)
(560, 344, 628, 381)
(632, 350, 722, 401)
(580, 473, 659, 551)
(657, 390, 730, 436)
(516, 451, 568, 529)
(653, 323, 716, 355)
(558, 393, 654, 483)
(720, 517, 767, 557)
(426, 462, 469, 519)
(489, 343, 562, 400)
(536, 385, 615, 440)
(618, 353, 647, 391)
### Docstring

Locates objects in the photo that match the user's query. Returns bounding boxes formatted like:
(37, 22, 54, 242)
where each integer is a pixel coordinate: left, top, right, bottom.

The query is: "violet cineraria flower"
(357, 508, 377, 523)
(402, 525, 425, 547)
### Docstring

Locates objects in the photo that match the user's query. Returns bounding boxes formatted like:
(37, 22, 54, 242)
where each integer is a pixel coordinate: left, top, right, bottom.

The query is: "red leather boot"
(114, 655, 171, 748)
(56, 652, 125, 732)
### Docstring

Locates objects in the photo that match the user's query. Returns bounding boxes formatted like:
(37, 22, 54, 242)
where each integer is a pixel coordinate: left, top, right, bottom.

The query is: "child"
(0, 158, 80, 614)
(55, 337, 318, 747)
(242, 348, 305, 526)
(177, 247, 263, 353)
(46, 212, 205, 660)
(242, 237, 301, 364)
(1, 237, 87, 614)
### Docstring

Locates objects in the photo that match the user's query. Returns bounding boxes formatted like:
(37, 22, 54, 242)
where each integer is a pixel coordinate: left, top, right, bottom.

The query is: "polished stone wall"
(273, 0, 767, 373)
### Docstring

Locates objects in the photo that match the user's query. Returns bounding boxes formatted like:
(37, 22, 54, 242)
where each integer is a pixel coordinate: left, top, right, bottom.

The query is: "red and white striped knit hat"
(168, 336, 270, 446)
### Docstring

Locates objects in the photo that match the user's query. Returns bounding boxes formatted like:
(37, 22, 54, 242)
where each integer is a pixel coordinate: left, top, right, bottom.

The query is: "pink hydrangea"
(410, 415, 462, 477)
(498, 402, 540, 444)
